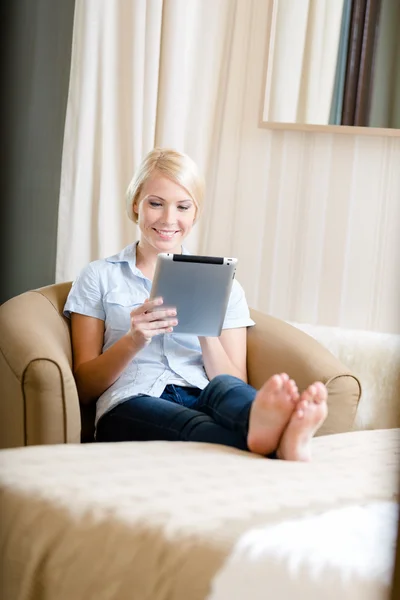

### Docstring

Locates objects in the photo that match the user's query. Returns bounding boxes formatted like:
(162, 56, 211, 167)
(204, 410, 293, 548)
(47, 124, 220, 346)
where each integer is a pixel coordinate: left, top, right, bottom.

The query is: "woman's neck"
(135, 242, 157, 280)
(135, 240, 182, 280)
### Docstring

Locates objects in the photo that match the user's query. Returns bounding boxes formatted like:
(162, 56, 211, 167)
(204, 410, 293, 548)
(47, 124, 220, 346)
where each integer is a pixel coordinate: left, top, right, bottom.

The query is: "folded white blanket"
(209, 501, 399, 600)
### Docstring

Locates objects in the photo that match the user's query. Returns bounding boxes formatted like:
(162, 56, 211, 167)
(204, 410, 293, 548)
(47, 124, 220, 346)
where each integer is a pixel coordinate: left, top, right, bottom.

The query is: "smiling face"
(133, 172, 197, 255)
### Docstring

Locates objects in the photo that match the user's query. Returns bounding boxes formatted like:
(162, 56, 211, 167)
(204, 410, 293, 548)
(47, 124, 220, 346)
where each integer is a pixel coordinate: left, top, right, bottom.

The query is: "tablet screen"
(150, 253, 237, 336)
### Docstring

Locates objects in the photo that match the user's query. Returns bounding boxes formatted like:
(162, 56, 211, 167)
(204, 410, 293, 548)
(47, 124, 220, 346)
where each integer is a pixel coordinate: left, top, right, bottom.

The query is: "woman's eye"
(149, 201, 162, 208)
(178, 205, 190, 211)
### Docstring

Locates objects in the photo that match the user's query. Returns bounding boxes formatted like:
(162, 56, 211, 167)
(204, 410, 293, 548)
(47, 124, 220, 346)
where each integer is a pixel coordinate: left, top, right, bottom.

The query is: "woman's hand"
(127, 297, 178, 349)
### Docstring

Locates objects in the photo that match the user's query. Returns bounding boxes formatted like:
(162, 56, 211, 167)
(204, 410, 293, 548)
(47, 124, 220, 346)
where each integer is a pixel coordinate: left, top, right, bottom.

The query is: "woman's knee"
(208, 374, 246, 391)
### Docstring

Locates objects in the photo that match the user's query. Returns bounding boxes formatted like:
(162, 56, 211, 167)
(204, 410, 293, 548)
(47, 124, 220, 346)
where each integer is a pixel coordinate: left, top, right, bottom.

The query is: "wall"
(197, 0, 400, 334)
(0, 0, 75, 303)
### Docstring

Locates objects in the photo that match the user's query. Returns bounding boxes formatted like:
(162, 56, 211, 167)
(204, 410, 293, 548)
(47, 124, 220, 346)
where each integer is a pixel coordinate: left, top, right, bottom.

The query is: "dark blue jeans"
(96, 374, 257, 451)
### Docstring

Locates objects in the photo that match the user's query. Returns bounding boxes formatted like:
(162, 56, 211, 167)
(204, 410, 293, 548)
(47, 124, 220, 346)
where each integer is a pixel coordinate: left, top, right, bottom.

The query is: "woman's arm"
(71, 314, 140, 404)
(199, 327, 248, 383)
(71, 299, 178, 404)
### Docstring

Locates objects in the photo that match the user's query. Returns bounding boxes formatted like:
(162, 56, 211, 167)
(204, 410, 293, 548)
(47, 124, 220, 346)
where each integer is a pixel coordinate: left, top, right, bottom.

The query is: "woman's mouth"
(152, 228, 179, 240)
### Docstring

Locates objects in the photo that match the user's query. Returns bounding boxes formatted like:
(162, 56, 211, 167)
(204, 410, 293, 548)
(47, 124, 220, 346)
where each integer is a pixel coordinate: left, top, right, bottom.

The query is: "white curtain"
(56, 0, 237, 281)
(57, 0, 161, 280)
(263, 0, 344, 124)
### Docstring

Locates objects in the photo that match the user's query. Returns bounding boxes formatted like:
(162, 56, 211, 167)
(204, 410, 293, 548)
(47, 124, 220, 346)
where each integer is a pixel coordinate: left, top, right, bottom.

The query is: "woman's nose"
(161, 205, 176, 224)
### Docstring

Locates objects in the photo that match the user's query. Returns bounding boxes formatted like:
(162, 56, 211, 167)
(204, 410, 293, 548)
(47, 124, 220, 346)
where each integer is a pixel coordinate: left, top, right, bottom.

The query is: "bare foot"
(247, 373, 299, 456)
(277, 382, 328, 461)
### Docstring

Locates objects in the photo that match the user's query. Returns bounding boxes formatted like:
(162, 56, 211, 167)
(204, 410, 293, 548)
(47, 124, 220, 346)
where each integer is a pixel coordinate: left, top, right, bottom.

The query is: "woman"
(64, 148, 327, 461)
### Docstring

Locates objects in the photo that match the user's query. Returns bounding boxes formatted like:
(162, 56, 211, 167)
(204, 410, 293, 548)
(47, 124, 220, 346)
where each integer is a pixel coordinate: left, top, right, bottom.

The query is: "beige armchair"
(0, 283, 361, 449)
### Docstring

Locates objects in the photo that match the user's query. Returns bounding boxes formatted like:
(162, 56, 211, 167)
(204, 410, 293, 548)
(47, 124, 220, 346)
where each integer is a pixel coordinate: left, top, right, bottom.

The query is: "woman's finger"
(145, 326, 174, 336)
(130, 297, 163, 317)
(141, 318, 178, 331)
(132, 309, 176, 323)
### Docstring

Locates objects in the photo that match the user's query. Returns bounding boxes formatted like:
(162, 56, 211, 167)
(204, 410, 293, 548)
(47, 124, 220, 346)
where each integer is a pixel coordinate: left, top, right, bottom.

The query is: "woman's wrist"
(122, 331, 144, 355)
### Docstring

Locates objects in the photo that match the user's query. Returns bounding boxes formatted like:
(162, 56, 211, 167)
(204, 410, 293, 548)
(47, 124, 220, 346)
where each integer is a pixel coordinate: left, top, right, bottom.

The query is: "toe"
(265, 374, 283, 393)
(287, 379, 299, 402)
(283, 378, 293, 392)
(304, 383, 327, 405)
(313, 381, 328, 403)
(307, 383, 317, 397)
(295, 399, 308, 418)
(300, 388, 312, 404)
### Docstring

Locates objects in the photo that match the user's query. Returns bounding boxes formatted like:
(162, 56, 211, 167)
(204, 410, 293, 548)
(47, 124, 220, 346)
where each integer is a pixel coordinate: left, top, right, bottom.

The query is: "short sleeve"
(222, 279, 255, 330)
(63, 260, 105, 321)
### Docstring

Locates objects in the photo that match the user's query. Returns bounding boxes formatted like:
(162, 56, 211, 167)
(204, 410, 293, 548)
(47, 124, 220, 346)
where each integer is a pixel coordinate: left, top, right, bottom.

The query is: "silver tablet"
(150, 253, 238, 336)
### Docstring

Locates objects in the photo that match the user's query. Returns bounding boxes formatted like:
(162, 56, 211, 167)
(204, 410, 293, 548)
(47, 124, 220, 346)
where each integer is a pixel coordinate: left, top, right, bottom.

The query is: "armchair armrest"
(0, 287, 81, 448)
(291, 322, 400, 431)
(247, 309, 361, 436)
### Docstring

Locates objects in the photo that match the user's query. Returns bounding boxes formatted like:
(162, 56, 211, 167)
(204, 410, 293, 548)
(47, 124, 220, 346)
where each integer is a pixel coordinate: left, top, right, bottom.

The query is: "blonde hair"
(126, 148, 205, 223)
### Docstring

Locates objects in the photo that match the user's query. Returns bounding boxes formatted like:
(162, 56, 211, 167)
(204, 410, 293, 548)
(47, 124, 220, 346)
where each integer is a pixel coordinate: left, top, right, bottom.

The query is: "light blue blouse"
(64, 242, 255, 424)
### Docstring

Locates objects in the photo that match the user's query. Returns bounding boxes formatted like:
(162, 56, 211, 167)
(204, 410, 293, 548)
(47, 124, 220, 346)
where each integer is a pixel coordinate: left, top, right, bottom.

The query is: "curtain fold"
(296, 0, 346, 124)
(368, 0, 400, 128)
(56, 0, 164, 281)
(341, 0, 367, 125)
(341, 0, 382, 126)
(329, 0, 352, 125)
(354, 0, 382, 125)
